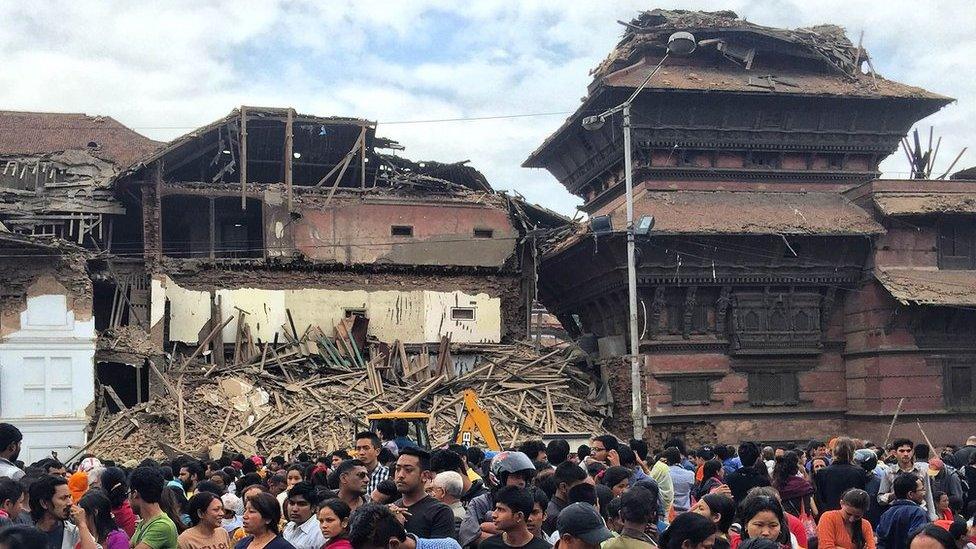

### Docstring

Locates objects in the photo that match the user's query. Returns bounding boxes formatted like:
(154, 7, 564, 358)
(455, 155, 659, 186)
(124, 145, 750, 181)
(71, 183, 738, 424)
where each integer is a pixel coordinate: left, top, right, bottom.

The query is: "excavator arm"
(454, 388, 501, 451)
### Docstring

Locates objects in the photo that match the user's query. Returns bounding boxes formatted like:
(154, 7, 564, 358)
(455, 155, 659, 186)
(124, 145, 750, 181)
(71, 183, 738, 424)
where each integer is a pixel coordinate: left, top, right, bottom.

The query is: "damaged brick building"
(526, 10, 974, 445)
(0, 107, 562, 458)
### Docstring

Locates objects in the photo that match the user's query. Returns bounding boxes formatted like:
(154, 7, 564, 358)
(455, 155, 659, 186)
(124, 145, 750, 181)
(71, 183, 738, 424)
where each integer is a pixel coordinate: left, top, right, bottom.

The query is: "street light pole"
(581, 32, 697, 442)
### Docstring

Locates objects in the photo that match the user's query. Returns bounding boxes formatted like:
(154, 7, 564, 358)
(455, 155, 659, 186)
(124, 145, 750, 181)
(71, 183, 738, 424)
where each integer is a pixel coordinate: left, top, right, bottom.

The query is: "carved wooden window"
(731, 291, 822, 354)
(672, 378, 711, 406)
(666, 295, 684, 335)
(944, 358, 976, 410)
(938, 219, 976, 270)
(747, 371, 799, 406)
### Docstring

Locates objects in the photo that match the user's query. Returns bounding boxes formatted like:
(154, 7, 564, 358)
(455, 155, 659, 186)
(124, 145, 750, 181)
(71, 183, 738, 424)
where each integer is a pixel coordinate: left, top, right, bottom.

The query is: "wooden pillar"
(284, 108, 294, 211)
(208, 197, 215, 260)
(240, 106, 248, 209)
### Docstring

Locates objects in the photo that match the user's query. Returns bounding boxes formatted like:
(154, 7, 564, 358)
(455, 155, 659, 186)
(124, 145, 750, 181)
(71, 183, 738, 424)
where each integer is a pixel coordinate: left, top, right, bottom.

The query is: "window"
(747, 371, 799, 406)
(938, 219, 976, 270)
(473, 229, 494, 239)
(391, 225, 414, 237)
(451, 307, 475, 321)
(672, 378, 711, 406)
(945, 359, 976, 410)
(344, 308, 367, 319)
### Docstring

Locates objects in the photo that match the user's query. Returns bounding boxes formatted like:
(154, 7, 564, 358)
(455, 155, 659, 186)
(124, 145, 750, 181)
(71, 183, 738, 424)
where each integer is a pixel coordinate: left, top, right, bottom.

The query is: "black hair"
(374, 419, 395, 442)
(181, 461, 204, 482)
(271, 456, 286, 465)
(713, 445, 730, 461)
(328, 450, 352, 462)
(333, 459, 366, 479)
(601, 466, 631, 490)
(397, 447, 431, 471)
(593, 435, 620, 452)
(595, 484, 613, 521)
(619, 485, 655, 523)
(287, 481, 320, 506)
(630, 439, 650, 461)
(568, 482, 596, 505)
(659, 511, 717, 549)
(662, 447, 681, 466)
(0, 423, 24, 452)
(738, 494, 790, 546)
(703, 459, 723, 479)
(195, 480, 223, 497)
(319, 498, 352, 535)
(78, 489, 119, 541)
(606, 496, 622, 525)
(546, 439, 570, 465)
(663, 438, 687, 457)
(248, 491, 283, 535)
(530, 486, 549, 511)
(518, 440, 547, 461)
(586, 461, 607, 479)
(297, 452, 311, 463)
(186, 491, 219, 527)
(160, 486, 188, 533)
(772, 451, 801, 491)
(577, 444, 591, 461)
(394, 419, 409, 437)
(553, 461, 587, 491)
(891, 438, 914, 451)
(0, 477, 23, 507)
(631, 479, 660, 523)
(833, 438, 855, 464)
(374, 479, 399, 501)
(348, 503, 407, 547)
(701, 493, 736, 534)
(738, 442, 761, 467)
(159, 465, 174, 481)
(100, 467, 128, 508)
(466, 447, 485, 468)
(355, 431, 382, 449)
(616, 446, 638, 468)
(495, 485, 534, 518)
(430, 449, 464, 474)
(29, 474, 67, 521)
(696, 447, 715, 461)
(129, 466, 165, 504)
(893, 473, 920, 499)
(0, 524, 47, 548)
(535, 474, 557, 500)
(914, 444, 931, 461)
(907, 524, 958, 549)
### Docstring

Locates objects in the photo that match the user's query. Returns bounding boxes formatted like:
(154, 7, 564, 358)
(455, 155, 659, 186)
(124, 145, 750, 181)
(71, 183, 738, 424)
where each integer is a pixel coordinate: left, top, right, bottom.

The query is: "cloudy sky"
(2, 1, 973, 216)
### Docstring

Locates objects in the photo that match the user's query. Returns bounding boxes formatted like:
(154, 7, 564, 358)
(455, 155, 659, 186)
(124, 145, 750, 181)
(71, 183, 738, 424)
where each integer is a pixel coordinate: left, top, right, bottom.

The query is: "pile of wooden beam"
(75, 322, 606, 462)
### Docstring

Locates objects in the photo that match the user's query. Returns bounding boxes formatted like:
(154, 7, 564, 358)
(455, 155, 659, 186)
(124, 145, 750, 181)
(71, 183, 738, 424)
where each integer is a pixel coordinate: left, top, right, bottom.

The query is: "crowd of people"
(0, 420, 974, 549)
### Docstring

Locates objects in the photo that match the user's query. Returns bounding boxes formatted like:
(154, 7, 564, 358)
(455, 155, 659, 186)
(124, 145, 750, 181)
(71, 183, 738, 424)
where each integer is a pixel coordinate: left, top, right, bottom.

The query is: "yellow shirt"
(467, 468, 483, 483)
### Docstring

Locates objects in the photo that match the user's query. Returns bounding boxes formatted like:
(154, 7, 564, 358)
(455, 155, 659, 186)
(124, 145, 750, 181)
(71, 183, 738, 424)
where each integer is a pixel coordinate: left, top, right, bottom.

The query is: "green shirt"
(131, 513, 179, 549)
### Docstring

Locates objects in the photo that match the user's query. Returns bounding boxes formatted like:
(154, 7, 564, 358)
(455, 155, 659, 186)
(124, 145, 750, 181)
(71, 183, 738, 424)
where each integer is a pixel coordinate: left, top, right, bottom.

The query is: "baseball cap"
(557, 503, 613, 545)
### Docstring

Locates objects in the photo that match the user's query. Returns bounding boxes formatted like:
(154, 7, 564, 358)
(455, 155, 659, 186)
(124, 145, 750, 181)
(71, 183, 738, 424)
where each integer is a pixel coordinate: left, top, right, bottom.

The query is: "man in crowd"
(283, 481, 325, 549)
(178, 461, 204, 498)
(431, 471, 467, 525)
(29, 474, 80, 548)
(877, 474, 929, 549)
(0, 424, 23, 482)
(334, 458, 369, 511)
(431, 449, 487, 506)
(664, 447, 695, 513)
(814, 437, 867, 512)
(546, 440, 571, 467)
(0, 477, 24, 527)
(880, 438, 937, 520)
(393, 447, 455, 539)
(355, 431, 390, 496)
(725, 442, 770, 503)
(542, 462, 587, 536)
(129, 466, 179, 549)
(603, 486, 657, 549)
(587, 435, 619, 466)
(459, 451, 537, 546)
(952, 436, 976, 468)
(348, 503, 462, 549)
(478, 486, 550, 549)
(555, 503, 613, 549)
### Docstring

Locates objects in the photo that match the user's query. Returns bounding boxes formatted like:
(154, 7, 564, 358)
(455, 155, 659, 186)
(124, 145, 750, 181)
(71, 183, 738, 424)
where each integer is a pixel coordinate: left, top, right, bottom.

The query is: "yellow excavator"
(366, 388, 501, 451)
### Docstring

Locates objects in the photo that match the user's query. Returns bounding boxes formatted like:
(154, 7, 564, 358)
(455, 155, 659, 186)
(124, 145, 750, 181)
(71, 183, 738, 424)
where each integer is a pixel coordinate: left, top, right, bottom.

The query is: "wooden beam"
(239, 106, 248, 209)
(284, 108, 294, 211)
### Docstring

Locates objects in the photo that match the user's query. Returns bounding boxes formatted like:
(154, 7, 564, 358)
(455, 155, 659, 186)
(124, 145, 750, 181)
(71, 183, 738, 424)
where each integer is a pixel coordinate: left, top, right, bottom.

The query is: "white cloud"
(0, 1, 973, 214)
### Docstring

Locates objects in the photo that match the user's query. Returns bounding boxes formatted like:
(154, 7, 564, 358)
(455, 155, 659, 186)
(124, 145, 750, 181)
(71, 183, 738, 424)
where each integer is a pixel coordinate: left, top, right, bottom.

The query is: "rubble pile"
(79, 319, 607, 461)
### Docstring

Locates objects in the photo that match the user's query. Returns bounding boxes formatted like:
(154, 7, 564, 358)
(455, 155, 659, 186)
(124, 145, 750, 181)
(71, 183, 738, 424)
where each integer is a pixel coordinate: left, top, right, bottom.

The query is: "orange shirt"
(817, 510, 875, 549)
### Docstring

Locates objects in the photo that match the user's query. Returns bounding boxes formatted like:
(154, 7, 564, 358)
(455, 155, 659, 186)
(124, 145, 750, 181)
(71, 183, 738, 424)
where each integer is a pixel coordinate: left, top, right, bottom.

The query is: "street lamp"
(582, 31, 697, 441)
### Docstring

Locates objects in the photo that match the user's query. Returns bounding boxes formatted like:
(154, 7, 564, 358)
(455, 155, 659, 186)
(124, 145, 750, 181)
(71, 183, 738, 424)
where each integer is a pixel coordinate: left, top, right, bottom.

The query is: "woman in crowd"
(317, 498, 352, 549)
(160, 485, 190, 533)
(658, 511, 717, 549)
(773, 452, 816, 519)
(816, 488, 874, 549)
(692, 493, 736, 549)
(696, 459, 727, 501)
(235, 492, 296, 549)
(100, 466, 137, 538)
(77, 489, 129, 549)
(734, 494, 793, 549)
(179, 492, 232, 549)
(907, 524, 960, 549)
(601, 466, 633, 497)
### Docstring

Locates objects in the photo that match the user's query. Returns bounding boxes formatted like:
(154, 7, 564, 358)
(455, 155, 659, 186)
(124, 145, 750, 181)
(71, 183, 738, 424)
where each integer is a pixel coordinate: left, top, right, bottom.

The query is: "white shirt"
(283, 514, 326, 549)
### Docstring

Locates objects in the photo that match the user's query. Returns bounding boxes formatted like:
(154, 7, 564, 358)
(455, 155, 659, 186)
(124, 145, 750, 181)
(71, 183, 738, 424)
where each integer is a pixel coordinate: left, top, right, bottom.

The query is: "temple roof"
(876, 267, 976, 306)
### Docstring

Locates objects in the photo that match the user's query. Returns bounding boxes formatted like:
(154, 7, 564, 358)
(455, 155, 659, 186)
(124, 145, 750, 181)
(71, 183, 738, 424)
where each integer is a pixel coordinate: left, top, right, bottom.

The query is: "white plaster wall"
(152, 276, 501, 345)
(0, 294, 95, 461)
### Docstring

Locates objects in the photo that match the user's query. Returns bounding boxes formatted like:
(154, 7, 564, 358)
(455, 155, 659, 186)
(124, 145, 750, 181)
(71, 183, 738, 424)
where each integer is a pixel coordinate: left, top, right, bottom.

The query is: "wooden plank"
(240, 106, 248, 209)
(284, 108, 294, 211)
(394, 375, 446, 412)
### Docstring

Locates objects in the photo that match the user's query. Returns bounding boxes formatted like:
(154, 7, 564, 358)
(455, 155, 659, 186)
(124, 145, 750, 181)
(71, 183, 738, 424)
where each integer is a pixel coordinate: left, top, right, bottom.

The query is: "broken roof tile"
(876, 267, 976, 306)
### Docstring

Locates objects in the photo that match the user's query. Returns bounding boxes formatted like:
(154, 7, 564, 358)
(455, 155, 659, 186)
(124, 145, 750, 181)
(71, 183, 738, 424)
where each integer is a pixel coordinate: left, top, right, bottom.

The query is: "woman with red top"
(933, 491, 954, 522)
(816, 489, 875, 549)
(317, 498, 352, 549)
(100, 467, 137, 538)
(696, 459, 728, 501)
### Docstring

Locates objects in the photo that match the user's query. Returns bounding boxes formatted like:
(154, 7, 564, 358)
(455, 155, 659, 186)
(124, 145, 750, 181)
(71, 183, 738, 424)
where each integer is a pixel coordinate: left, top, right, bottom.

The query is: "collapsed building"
(0, 107, 568, 459)
(526, 10, 974, 444)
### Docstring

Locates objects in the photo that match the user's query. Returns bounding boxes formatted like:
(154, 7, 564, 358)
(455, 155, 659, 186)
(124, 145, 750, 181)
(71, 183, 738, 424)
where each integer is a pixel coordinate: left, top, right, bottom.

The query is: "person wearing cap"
(554, 503, 613, 549)
(459, 451, 537, 547)
(479, 486, 550, 549)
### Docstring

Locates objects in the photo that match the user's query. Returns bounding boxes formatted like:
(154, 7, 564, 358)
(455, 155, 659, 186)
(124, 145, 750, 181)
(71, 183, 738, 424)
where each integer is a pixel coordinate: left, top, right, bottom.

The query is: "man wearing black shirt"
(813, 437, 867, 512)
(542, 462, 586, 535)
(725, 442, 771, 503)
(393, 447, 455, 539)
(479, 486, 550, 549)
